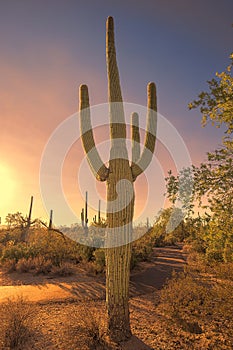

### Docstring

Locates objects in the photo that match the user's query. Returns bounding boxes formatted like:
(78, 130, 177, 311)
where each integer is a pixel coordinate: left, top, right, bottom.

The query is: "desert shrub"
(130, 253, 138, 270)
(211, 282, 233, 322)
(0, 296, 34, 349)
(0, 242, 5, 256)
(160, 266, 233, 338)
(134, 241, 153, 261)
(1, 241, 42, 263)
(77, 244, 95, 262)
(186, 250, 209, 273)
(189, 238, 206, 254)
(151, 208, 190, 247)
(205, 247, 224, 263)
(33, 256, 53, 275)
(51, 262, 75, 276)
(213, 262, 233, 281)
(15, 257, 33, 273)
(93, 249, 105, 272)
(15, 256, 76, 275)
(2, 259, 17, 273)
(1, 243, 38, 263)
(31, 233, 76, 266)
(223, 238, 233, 262)
(130, 232, 154, 269)
(14, 256, 52, 275)
(160, 272, 211, 330)
(71, 302, 110, 350)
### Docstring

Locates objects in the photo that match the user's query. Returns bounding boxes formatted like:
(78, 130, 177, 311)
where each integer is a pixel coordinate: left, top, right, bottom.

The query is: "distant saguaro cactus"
(49, 209, 53, 230)
(21, 196, 36, 241)
(81, 191, 88, 235)
(79, 16, 157, 341)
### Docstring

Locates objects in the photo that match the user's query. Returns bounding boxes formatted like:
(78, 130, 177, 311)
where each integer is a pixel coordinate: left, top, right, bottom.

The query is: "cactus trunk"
(106, 158, 134, 340)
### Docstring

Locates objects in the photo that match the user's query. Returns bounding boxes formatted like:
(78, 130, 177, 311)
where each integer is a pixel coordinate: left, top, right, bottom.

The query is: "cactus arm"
(131, 82, 157, 181)
(131, 112, 140, 164)
(79, 84, 109, 181)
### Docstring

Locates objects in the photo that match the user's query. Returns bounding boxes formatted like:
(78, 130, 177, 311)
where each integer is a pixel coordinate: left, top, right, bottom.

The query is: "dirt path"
(0, 245, 186, 303)
(130, 245, 186, 295)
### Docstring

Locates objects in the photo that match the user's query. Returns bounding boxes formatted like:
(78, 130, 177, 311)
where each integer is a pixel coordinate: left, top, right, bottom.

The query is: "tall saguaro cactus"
(79, 16, 157, 342)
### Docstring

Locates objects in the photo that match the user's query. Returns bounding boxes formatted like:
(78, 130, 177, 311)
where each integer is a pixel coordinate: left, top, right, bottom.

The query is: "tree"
(152, 207, 188, 246)
(166, 54, 233, 261)
(79, 17, 157, 341)
(5, 212, 24, 229)
(188, 53, 233, 149)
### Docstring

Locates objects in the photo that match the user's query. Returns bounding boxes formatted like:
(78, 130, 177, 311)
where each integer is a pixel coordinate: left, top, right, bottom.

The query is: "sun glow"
(0, 164, 16, 212)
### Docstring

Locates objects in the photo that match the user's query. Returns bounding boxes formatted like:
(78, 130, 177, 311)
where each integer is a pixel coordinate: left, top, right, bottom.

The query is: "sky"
(0, 0, 232, 226)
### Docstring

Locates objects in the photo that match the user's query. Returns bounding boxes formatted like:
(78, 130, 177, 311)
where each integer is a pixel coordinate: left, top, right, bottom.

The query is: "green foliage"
(129, 226, 156, 269)
(188, 53, 233, 148)
(1, 242, 39, 263)
(166, 151, 233, 262)
(151, 208, 188, 247)
(86, 249, 106, 274)
(5, 212, 25, 229)
(166, 55, 233, 262)
(0, 228, 89, 270)
(166, 168, 194, 216)
(77, 244, 95, 262)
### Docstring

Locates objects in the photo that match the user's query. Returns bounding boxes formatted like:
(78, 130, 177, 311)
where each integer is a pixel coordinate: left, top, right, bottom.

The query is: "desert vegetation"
(1, 201, 233, 348)
(0, 11, 232, 350)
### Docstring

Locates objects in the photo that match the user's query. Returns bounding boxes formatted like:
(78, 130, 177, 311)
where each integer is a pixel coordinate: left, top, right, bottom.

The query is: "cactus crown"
(79, 16, 157, 182)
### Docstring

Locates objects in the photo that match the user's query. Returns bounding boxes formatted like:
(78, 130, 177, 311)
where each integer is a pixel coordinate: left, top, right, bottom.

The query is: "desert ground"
(1, 245, 232, 349)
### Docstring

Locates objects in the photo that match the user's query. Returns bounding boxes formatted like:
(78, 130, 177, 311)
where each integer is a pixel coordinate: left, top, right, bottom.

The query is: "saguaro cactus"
(81, 191, 88, 234)
(49, 209, 53, 230)
(79, 16, 157, 341)
(93, 200, 102, 225)
(21, 196, 35, 241)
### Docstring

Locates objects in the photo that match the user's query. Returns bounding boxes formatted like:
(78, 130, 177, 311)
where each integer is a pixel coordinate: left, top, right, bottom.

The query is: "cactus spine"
(79, 16, 157, 341)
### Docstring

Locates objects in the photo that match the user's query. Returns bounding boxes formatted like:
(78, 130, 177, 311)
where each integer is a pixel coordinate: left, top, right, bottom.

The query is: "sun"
(0, 164, 16, 211)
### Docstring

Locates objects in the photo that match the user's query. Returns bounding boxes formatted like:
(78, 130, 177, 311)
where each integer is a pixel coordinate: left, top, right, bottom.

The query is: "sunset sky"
(0, 0, 232, 226)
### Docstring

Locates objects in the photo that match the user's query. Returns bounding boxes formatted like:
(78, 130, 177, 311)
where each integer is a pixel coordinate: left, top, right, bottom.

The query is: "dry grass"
(0, 289, 232, 349)
(72, 303, 107, 349)
(157, 257, 233, 348)
(0, 296, 35, 350)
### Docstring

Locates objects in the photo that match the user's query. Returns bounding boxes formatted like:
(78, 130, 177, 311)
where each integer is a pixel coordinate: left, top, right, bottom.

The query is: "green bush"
(205, 248, 224, 263)
(130, 230, 154, 268)
(77, 244, 94, 262)
(1, 243, 39, 263)
(223, 238, 233, 262)
(93, 249, 105, 271)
